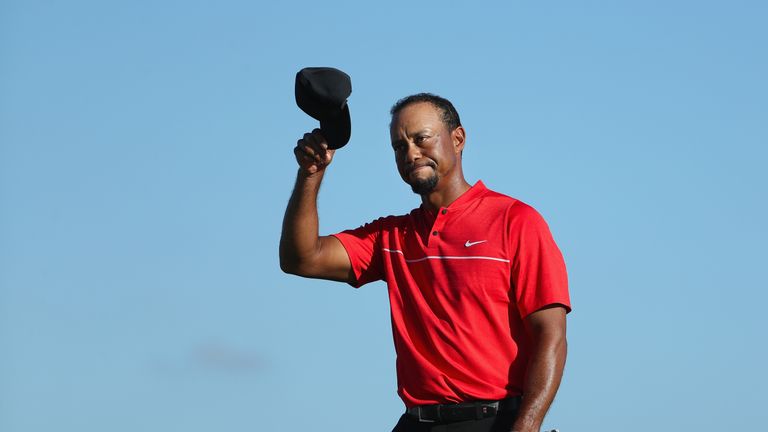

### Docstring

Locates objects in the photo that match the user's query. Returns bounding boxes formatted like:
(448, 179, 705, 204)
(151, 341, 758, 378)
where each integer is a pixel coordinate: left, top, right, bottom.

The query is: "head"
(389, 93, 466, 195)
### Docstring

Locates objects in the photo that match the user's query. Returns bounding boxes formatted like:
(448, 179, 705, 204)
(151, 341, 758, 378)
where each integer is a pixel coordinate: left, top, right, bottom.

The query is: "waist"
(405, 396, 522, 423)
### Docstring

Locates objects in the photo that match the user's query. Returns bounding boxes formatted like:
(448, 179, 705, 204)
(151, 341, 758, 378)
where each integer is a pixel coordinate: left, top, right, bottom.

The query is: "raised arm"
(279, 129, 354, 283)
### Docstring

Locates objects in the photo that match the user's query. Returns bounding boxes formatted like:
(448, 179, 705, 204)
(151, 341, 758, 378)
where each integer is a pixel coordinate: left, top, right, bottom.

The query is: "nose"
(404, 142, 421, 165)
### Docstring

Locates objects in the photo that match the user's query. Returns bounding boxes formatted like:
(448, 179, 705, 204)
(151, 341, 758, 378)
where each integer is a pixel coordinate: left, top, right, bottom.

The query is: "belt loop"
(475, 402, 482, 420)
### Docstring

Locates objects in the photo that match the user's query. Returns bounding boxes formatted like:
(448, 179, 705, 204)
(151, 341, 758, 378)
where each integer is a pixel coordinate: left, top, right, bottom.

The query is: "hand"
(294, 129, 336, 176)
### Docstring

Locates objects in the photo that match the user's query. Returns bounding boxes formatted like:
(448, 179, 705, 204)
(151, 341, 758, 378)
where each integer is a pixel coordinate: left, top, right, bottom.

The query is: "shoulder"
(479, 186, 549, 227)
(349, 208, 419, 232)
(481, 187, 519, 208)
(508, 200, 546, 221)
(479, 186, 539, 216)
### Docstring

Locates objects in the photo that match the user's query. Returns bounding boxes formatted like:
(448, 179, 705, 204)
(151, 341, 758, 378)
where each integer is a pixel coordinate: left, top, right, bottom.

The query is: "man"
(280, 93, 571, 432)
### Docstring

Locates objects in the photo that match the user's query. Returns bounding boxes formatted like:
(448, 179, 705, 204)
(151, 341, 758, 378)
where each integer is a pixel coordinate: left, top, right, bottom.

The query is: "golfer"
(280, 92, 571, 432)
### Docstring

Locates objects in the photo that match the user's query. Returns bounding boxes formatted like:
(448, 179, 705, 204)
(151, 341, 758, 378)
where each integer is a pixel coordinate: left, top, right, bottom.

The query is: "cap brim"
(319, 103, 351, 150)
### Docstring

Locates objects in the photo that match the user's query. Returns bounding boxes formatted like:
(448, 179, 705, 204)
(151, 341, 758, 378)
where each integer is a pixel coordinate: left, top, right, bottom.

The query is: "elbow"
(279, 241, 300, 275)
(279, 240, 324, 278)
(279, 253, 301, 275)
(279, 252, 314, 277)
(279, 260, 294, 275)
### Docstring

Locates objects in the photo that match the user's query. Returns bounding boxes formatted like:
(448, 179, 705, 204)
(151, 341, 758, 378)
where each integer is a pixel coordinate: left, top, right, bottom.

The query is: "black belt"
(406, 396, 522, 423)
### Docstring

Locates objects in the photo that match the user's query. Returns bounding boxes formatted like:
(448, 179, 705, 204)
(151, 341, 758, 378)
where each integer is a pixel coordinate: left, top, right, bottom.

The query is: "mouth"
(410, 166, 432, 175)
(406, 163, 436, 177)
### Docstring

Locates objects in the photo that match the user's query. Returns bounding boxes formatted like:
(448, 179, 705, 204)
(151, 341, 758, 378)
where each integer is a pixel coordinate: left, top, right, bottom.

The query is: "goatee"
(409, 174, 438, 195)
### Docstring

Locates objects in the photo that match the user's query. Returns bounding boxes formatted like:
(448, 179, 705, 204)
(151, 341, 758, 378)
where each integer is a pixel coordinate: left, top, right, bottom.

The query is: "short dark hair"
(390, 93, 461, 131)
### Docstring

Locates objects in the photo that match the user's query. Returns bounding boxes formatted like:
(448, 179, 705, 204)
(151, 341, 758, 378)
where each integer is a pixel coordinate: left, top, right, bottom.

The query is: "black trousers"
(390, 409, 518, 432)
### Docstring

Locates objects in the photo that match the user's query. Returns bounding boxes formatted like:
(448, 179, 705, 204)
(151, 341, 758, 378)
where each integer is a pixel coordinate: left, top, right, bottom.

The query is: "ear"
(452, 126, 466, 154)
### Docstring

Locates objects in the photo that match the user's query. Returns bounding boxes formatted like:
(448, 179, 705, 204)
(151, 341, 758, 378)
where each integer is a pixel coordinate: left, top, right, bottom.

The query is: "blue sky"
(1, 1, 766, 431)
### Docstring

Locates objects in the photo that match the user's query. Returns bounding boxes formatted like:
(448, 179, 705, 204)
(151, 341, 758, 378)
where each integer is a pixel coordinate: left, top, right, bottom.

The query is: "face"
(390, 102, 465, 195)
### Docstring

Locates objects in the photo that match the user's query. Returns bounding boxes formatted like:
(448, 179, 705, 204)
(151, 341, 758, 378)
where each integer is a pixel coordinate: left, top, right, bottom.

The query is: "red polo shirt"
(332, 181, 570, 408)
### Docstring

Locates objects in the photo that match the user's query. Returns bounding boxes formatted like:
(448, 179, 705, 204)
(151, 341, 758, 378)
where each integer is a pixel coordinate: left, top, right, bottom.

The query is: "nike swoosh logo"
(464, 240, 488, 247)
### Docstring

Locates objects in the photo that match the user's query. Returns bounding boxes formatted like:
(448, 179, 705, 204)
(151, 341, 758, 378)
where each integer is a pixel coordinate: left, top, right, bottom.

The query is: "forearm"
(511, 332, 567, 432)
(279, 170, 325, 272)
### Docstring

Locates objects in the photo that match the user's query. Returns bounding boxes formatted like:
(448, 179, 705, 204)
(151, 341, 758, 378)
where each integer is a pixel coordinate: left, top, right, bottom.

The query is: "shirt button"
(432, 231, 438, 236)
(441, 209, 447, 215)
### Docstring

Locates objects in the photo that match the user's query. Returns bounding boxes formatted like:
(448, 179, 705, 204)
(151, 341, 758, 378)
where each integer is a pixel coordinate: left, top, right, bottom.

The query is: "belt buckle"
(486, 401, 499, 415)
(417, 406, 436, 423)
(479, 401, 499, 418)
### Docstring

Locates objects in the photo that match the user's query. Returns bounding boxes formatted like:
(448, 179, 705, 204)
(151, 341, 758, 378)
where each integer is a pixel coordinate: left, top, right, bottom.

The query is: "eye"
(415, 135, 428, 144)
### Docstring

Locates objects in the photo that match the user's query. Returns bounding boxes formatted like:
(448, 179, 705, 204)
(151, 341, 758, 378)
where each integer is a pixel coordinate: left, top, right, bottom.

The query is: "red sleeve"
(508, 202, 571, 318)
(331, 218, 385, 288)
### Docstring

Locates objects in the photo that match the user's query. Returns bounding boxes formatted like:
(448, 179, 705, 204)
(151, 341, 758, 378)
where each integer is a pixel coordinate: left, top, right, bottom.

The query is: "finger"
(294, 145, 316, 163)
(305, 130, 328, 149)
(322, 147, 333, 163)
(301, 133, 326, 162)
(311, 128, 326, 144)
(301, 133, 318, 151)
(310, 129, 330, 157)
(297, 139, 322, 162)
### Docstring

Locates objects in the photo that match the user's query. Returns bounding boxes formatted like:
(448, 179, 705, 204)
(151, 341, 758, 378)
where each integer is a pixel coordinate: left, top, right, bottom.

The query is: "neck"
(420, 175, 472, 213)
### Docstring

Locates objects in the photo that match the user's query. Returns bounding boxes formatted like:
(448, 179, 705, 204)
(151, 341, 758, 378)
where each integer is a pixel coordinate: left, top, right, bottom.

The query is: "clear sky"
(1, 1, 766, 431)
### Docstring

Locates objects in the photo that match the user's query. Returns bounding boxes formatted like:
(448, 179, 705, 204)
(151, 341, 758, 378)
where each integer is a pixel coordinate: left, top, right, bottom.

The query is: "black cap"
(295, 67, 352, 149)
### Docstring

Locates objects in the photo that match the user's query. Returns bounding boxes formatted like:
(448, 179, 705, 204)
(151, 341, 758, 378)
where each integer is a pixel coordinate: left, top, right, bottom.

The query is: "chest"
(394, 208, 509, 258)
(378, 210, 512, 302)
